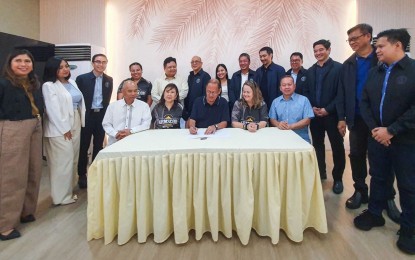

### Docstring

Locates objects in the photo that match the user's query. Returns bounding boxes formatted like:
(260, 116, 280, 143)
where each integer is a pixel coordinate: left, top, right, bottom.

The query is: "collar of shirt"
(191, 68, 203, 76)
(164, 74, 177, 80)
(262, 62, 276, 71)
(121, 98, 139, 108)
(356, 51, 374, 61)
(278, 92, 296, 102)
(315, 57, 332, 68)
(203, 96, 220, 106)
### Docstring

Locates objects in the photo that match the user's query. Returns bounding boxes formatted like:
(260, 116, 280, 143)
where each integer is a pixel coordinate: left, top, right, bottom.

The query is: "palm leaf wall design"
(129, 0, 340, 71)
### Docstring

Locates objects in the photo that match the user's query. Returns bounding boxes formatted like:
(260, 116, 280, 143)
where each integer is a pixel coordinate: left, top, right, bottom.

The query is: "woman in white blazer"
(42, 57, 86, 205)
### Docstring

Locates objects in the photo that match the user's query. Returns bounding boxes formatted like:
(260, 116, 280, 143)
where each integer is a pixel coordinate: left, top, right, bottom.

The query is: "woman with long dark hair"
(42, 57, 85, 205)
(0, 49, 43, 240)
(215, 63, 231, 102)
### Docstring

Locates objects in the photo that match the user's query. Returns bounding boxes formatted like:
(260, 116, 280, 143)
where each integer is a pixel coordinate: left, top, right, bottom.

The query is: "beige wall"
(358, 0, 415, 57)
(0, 0, 40, 39)
(40, 0, 105, 47)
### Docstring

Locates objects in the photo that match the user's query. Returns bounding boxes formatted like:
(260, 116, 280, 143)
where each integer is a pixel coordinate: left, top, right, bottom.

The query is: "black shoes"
(397, 228, 415, 255)
(20, 214, 36, 223)
(332, 181, 343, 194)
(0, 229, 21, 241)
(346, 191, 368, 209)
(354, 209, 385, 231)
(78, 175, 87, 189)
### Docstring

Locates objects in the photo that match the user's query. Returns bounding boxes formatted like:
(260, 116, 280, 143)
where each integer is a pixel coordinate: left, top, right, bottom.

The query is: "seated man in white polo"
(102, 80, 151, 145)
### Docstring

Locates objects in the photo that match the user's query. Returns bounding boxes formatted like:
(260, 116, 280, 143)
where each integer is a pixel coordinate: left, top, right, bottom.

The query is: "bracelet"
(256, 123, 259, 130)
(243, 122, 249, 130)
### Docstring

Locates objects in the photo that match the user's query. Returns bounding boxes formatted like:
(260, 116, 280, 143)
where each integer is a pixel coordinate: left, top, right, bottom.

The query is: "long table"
(87, 128, 327, 245)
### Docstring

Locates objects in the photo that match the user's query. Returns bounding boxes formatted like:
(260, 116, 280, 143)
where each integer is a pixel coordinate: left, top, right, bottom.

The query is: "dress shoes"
(20, 214, 36, 223)
(78, 175, 87, 189)
(385, 199, 401, 224)
(346, 191, 368, 209)
(332, 181, 344, 194)
(397, 228, 415, 255)
(0, 229, 21, 241)
(354, 209, 385, 231)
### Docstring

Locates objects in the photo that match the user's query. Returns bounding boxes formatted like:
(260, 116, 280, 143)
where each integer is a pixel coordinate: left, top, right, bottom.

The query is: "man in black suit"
(304, 39, 345, 194)
(76, 54, 113, 189)
(229, 53, 256, 109)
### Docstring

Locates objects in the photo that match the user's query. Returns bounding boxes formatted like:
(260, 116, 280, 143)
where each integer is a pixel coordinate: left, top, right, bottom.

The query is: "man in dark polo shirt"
(188, 79, 229, 135)
(184, 56, 211, 123)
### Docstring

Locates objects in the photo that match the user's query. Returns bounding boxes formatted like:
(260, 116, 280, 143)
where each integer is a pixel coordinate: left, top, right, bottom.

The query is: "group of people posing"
(0, 23, 414, 256)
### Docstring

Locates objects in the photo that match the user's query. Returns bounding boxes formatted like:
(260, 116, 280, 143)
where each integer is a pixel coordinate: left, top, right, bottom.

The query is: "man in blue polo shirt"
(254, 46, 286, 108)
(269, 75, 314, 142)
(188, 79, 230, 135)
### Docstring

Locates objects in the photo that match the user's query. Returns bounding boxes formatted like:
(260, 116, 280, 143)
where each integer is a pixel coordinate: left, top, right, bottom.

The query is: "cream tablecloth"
(87, 128, 327, 245)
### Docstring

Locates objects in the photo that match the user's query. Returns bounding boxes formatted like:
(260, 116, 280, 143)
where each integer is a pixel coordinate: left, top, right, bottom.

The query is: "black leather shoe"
(397, 228, 415, 255)
(354, 209, 385, 231)
(0, 229, 21, 241)
(20, 214, 36, 223)
(78, 175, 87, 189)
(385, 199, 400, 224)
(332, 181, 344, 194)
(346, 191, 368, 209)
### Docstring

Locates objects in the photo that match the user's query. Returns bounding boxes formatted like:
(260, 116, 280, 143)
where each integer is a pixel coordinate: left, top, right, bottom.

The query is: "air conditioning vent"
(55, 45, 91, 61)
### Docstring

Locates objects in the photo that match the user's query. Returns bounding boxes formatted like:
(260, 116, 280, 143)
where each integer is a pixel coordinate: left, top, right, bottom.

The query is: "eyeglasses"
(346, 34, 367, 43)
(93, 60, 108, 65)
(290, 59, 301, 63)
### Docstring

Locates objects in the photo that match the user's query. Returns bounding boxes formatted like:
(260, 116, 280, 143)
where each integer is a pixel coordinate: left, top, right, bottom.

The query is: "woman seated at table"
(231, 80, 268, 133)
(151, 83, 183, 129)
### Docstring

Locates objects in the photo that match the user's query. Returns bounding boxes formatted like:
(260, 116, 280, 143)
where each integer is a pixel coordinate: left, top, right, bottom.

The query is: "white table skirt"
(87, 128, 327, 245)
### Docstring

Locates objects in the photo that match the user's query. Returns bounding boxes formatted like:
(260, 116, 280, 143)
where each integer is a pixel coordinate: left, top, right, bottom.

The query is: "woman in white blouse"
(215, 64, 231, 102)
(42, 57, 86, 205)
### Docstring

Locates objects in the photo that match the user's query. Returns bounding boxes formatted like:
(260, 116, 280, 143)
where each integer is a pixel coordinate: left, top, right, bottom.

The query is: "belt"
(92, 109, 102, 112)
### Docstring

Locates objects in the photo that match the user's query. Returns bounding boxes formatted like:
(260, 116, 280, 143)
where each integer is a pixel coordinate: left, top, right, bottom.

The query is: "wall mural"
(106, 0, 355, 88)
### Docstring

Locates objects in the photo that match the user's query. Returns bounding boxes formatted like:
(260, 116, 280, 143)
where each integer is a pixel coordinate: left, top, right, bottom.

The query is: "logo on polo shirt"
(301, 76, 306, 82)
(196, 78, 201, 84)
(242, 116, 255, 124)
(157, 114, 178, 128)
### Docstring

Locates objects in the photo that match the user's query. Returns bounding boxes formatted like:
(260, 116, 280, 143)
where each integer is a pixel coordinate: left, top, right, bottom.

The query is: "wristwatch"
(214, 124, 219, 130)
(129, 129, 134, 134)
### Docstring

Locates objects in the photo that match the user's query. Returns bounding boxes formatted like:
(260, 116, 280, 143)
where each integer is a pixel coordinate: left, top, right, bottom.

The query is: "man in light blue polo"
(269, 75, 314, 142)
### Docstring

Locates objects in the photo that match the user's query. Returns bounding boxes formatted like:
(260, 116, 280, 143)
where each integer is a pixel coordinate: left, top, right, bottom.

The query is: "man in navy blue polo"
(188, 79, 230, 135)
(184, 56, 211, 124)
(254, 47, 286, 108)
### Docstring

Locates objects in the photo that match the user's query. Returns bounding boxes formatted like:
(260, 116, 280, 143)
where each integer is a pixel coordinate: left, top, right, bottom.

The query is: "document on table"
(186, 128, 231, 139)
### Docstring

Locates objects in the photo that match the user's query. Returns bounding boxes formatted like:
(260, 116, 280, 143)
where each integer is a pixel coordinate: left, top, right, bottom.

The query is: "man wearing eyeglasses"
(286, 52, 307, 95)
(151, 57, 189, 105)
(75, 54, 113, 189)
(337, 24, 400, 222)
(183, 56, 211, 125)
